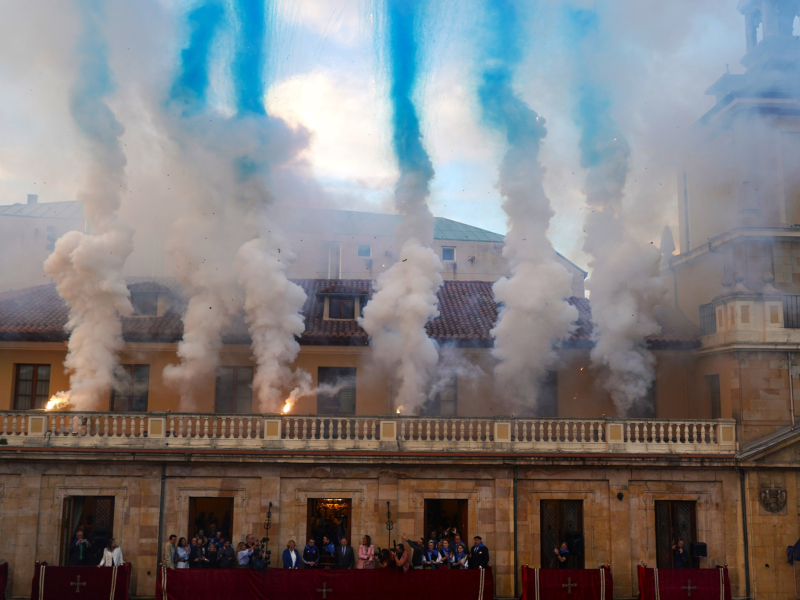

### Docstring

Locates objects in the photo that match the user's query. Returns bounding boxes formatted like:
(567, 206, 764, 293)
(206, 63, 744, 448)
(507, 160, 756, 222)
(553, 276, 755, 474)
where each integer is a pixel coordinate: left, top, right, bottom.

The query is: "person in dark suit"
(68, 529, 92, 566)
(672, 539, 691, 569)
(336, 537, 355, 569)
(469, 536, 490, 569)
(283, 540, 302, 569)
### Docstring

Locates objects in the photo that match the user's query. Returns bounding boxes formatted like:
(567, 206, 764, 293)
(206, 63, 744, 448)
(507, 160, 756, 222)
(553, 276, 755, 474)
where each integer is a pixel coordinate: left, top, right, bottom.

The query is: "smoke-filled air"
(1, 0, 783, 420)
(43, 0, 135, 411)
(479, 0, 578, 411)
(359, 0, 444, 415)
(568, 7, 666, 416)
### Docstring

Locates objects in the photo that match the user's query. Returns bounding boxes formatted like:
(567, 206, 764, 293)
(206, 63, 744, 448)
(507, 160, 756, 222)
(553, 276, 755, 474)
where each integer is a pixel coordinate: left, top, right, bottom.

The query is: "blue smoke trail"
(232, 0, 268, 116)
(566, 7, 630, 194)
(386, 0, 434, 224)
(169, 1, 224, 115)
(477, 0, 545, 150)
(70, 0, 126, 225)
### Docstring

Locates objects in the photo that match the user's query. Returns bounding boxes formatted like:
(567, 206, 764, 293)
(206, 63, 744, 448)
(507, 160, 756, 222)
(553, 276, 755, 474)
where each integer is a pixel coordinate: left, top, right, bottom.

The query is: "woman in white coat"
(98, 539, 125, 567)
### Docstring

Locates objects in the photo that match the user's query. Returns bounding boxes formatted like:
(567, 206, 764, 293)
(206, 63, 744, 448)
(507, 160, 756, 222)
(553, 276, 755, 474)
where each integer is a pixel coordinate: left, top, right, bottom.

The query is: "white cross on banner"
(524, 566, 612, 600)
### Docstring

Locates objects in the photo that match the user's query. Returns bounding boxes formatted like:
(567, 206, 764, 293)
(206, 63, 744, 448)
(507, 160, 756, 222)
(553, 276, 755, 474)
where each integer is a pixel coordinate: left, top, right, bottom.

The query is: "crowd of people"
(159, 527, 491, 571)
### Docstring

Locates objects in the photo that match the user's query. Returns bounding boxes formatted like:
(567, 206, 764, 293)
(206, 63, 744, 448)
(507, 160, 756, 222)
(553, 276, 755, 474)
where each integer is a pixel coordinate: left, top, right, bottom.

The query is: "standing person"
(283, 540, 301, 569)
(400, 534, 425, 569)
(422, 540, 439, 569)
(554, 542, 570, 568)
(206, 542, 219, 568)
(377, 548, 396, 569)
(672, 539, 691, 569)
(336, 537, 355, 569)
(98, 539, 124, 566)
(189, 538, 207, 568)
(162, 534, 177, 570)
(68, 529, 92, 566)
(469, 536, 490, 569)
(176, 538, 190, 569)
(439, 539, 452, 569)
(451, 544, 468, 569)
(358, 535, 375, 569)
(218, 540, 235, 569)
(321, 536, 335, 557)
(303, 538, 320, 568)
(394, 544, 410, 573)
(237, 542, 254, 567)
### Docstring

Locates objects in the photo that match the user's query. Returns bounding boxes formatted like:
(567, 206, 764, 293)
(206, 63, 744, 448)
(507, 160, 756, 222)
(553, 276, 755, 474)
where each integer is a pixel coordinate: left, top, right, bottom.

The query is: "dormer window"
(317, 282, 369, 322)
(130, 291, 158, 316)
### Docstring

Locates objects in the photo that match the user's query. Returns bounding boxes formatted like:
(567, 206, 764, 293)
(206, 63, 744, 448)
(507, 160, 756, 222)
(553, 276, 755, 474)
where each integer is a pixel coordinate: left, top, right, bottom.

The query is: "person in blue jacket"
(282, 540, 301, 569)
(303, 538, 320, 568)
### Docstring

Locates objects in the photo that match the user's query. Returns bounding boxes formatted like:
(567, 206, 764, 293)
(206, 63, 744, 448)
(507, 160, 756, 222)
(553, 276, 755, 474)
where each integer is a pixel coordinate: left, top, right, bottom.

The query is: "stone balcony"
(0, 411, 737, 455)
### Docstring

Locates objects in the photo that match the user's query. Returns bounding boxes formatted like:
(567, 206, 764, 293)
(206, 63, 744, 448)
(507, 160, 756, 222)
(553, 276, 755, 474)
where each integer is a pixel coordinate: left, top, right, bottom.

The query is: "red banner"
(156, 566, 493, 600)
(521, 566, 613, 600)
(637, 566, 732, 600)
(1, 562, 8, 598)
(29, 563, 130, 600)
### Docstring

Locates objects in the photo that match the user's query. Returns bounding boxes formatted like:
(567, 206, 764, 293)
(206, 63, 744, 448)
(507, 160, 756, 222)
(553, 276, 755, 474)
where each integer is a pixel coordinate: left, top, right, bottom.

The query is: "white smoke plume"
(43, 0, 134, 411)
(580, 130, 666, 416)
(479, 0, 578, 411)
(359, 1, 443, 415)
(236, 228, 309, 413)
(161, 1, 312, 412)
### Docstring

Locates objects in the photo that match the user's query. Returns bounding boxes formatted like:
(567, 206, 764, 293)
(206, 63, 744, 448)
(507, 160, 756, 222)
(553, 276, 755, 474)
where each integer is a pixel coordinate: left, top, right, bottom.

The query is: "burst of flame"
(282, 402, 291, 414)
(46, 392, 73, 411)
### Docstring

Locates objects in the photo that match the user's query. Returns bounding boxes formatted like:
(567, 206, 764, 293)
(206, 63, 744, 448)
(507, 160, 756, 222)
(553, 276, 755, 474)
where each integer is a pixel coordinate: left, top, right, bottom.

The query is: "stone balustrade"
(0, 411, 738, 455)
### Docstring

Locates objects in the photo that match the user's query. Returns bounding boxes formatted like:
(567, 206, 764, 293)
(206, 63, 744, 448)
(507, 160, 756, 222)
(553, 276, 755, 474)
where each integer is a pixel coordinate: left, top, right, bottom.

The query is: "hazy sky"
(0, 0, 759, 271)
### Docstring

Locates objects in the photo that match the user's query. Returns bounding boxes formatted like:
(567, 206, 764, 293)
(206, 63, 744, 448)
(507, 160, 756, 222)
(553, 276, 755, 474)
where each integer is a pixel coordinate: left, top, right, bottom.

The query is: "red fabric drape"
(29, 563, 131, 600)
(637, 566, 732, 600)
(1, 562, 8, 598)
(520, 566, 613, 600)
(156, 566, 494, 600)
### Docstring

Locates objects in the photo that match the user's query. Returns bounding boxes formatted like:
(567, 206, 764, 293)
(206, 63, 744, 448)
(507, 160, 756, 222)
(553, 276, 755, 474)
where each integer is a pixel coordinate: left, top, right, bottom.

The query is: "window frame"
(421, 373, 458, 416)
(441, 246, 456, 262)
(706, 374, 721, 419)
(540, 499, 584, 569)
(329, 297, 355, 320)
(110, 364, 150, 412)
(13, 363, 51, 410)
(357, 243, 372, 258)
(214, 366, 254, 414)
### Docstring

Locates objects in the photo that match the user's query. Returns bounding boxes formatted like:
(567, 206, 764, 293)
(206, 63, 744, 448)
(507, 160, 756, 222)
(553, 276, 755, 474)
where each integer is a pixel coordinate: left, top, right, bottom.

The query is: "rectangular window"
(741, 305, 750, 324)
(422, 373, 458, 416)
(357, 243, 371, 258)
(655, 501, 697, 568)
(14, 364, 51, 410)
(214, 367, 253, 414)
(706, 374, 721, 419)
(329, 297, 355, 319)
(131, 292, 158, 316)
(540, 500, 584, 569)
(110, 365, 150, 412)
(317, 367, 356, 415)
(537, 371, 558, 417)
(442, 246, 456, 261)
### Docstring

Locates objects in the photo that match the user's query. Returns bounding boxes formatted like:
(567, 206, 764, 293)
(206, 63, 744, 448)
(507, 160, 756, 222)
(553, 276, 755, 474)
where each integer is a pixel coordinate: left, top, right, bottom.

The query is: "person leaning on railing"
(98, 539, 124, 567)
(161, 534, 177, 570)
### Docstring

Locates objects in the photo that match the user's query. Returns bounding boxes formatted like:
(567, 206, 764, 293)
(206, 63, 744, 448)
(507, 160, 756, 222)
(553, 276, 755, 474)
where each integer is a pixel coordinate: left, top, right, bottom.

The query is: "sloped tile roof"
(0, 279, 698, 348)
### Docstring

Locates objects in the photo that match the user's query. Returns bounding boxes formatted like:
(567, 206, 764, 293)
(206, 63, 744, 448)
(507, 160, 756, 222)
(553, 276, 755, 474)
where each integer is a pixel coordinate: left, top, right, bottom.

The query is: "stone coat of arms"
(759, 488, 787, 513)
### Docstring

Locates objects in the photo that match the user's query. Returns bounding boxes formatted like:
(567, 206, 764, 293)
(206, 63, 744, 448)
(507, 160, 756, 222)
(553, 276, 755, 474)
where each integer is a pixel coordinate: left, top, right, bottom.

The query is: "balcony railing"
(0, 412, 737, 455)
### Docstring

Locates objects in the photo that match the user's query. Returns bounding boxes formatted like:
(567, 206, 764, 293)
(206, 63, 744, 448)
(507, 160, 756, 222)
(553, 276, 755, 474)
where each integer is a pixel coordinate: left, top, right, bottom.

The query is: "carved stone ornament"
(759, 488, 787, 513)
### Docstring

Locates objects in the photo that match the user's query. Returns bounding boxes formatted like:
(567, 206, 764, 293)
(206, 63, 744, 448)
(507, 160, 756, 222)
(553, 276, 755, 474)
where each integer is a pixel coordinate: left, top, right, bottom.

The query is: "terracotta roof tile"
(0, 280, 698, 348)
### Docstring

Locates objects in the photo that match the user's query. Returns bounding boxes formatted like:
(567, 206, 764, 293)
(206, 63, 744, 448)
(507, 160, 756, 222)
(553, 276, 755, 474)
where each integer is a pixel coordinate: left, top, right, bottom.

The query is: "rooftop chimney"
(27, 194, 38, 205)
